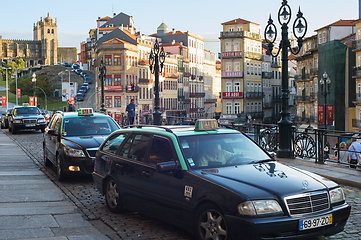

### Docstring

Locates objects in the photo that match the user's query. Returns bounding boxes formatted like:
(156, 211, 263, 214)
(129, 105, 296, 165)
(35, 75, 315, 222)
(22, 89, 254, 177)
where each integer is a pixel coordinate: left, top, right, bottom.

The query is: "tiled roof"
(98, 16, 112, 21)
(167, 30, 185, 35)
(340, 32, 355, 41)
(222, 18, 257, 25)
(99, 27, 119, 31)
(315, 19, 356, 31)
(122, 29, 137, 40)
(161, 42, 183, 46)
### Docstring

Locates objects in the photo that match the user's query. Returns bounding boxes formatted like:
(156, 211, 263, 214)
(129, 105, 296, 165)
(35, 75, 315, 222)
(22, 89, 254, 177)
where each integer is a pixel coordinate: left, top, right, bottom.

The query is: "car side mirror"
(156, 161, 180, 172)
(1, 113, 4, 115)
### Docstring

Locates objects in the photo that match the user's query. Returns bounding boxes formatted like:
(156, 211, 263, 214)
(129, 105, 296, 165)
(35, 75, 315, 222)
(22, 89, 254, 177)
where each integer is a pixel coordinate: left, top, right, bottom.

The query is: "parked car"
(75, 93, 84, 101)
(82, 83, 89, 90)
(80, 86, 88, 93)
(75, 69, 82, 75)
(72, 63, 80, 69)
(81, 72, 88, 78)
(93, 119, 351, 240)
(43, 108, 120, 181)
(1, 108, 12, 129)
(63, 62, 72, 67)
(84, 77, 92, 84)
(8, 105, 47, 134)
(78, 89, 86, 96)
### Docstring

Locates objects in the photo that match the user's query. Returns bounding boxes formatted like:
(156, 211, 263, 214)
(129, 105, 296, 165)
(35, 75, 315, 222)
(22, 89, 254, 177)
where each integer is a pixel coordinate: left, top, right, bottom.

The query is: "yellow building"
(219, 18, 263, 125)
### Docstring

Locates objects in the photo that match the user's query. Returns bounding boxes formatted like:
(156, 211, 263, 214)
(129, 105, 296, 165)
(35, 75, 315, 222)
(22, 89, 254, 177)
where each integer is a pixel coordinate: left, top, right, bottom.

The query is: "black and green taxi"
(8, 105, 47, 133)
(43, 108, 120, 181)
(92, 119, 350, 240)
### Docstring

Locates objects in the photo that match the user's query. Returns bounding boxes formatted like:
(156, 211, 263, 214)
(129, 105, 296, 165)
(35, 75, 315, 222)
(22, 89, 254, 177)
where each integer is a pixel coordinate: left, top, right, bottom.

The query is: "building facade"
(0, 13, 58, 67)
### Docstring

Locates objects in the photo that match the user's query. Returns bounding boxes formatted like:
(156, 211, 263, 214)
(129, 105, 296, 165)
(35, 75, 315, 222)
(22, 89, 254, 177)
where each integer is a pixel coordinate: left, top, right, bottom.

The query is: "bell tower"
(33, 13, 58, 65)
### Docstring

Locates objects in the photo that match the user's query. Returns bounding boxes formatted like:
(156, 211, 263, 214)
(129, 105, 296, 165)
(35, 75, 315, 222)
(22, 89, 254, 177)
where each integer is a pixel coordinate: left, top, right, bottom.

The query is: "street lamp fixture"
(32, 72, 36, 99)
(98, 57, 106, 113)
(149, 39, 166, 125)
(264, 0, 307, 158)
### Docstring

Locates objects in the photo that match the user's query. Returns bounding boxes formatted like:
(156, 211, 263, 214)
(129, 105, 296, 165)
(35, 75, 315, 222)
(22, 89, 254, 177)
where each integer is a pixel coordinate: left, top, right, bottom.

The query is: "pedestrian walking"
(348, 134, 361, 168)
(126, 99, 135, 125)
(324, 141, 330, 160)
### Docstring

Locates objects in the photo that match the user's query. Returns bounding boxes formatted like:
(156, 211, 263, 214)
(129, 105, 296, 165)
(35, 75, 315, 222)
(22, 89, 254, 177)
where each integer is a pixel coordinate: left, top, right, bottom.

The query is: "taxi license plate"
(26, 124, 36, 127)
(299, 214, 332, 230)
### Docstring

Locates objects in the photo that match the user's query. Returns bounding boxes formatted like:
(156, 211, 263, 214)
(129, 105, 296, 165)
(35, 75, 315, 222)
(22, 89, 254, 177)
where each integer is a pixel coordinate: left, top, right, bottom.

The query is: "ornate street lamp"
(149, 39, 166, 125)
(264, 0, 307, 158)
(98, 57, 106, 113)
(32, 72, 36, 99)
(318, 72, 331, 164)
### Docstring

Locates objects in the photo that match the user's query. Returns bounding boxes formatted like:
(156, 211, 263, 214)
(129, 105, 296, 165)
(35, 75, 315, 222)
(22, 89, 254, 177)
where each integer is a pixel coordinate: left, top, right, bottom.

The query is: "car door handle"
(142, 170, 152, 177)
(115, 164, 123, 171)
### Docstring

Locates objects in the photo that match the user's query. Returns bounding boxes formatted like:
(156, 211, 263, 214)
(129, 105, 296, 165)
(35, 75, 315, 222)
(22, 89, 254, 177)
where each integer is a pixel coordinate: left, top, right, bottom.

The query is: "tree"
(0, 59, 25, 81)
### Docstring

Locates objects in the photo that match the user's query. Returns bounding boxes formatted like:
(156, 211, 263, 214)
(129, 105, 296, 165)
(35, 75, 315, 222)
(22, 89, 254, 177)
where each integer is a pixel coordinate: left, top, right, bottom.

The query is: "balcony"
(221, 51, 242, 58)
(178, 66, 184, 72)
(220, 31, 261, 40)
(222, 92, 243, 98)
(272, 95, 281, 102)
(199, 76, 203, 80)
(139, 78, 153, 84)
(262, 55, 272, 62)
(262, 71, 272, 79)
(244, 52, 263, 60)
(190, 92, 205, 97)
(352, 119, 361, 128)
(271, 61, 281, 68)
(178, 95, 185, 101)
(138, 59, 148, 65)
(190, 108, 198, 112)
(191, 74, 196, 80)
(294, 73, 312, 82)
(295, 93, 317, 103)
(263, 102, 273, 108)
(183, 99, 191, 103)
(184, 72, 191, 78)
(221, 71, 243, 78)
(164, 72, 179, 78)
(246, 92, 264, 99)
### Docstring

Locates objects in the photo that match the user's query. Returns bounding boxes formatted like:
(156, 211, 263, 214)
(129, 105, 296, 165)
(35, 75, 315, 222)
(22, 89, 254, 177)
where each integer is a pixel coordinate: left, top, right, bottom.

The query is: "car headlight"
(37, 118, 46, 123)
(238, 200, 283, 216)
(14, 120, 22, 123)
(64, 145, 85, 157)
(330, 187, 345, 204)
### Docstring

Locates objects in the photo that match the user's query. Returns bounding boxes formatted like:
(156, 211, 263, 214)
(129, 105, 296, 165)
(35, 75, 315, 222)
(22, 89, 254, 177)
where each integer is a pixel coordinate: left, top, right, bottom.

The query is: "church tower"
(33, 13, 58, 65)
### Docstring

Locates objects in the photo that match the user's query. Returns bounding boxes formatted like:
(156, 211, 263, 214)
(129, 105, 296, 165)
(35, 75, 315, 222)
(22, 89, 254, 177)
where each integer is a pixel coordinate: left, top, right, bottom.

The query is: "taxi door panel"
(141, 135, 184, 224)
(115, 133, 152, 212)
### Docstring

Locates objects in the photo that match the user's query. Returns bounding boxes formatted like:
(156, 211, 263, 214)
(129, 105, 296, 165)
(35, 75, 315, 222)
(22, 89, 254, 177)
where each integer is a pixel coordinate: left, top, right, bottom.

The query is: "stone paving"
(3, 128, 361, 240)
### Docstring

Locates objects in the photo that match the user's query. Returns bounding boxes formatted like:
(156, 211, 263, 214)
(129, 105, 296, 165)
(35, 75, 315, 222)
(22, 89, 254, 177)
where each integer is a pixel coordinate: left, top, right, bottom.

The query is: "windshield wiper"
(251, 159, 274, 164)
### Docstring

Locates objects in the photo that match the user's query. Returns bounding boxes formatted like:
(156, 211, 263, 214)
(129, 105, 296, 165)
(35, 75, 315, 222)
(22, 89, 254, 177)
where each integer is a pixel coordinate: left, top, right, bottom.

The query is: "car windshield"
(15, 107, 40, 115)
(63, 116, 119, 136)
(179, 133, 271, 169)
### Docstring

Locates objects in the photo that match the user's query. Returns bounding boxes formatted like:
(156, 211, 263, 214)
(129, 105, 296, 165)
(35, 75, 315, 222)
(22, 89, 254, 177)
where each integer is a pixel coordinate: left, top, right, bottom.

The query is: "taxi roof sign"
(195, 119, 218, 131)
(78, 108, 93, 116)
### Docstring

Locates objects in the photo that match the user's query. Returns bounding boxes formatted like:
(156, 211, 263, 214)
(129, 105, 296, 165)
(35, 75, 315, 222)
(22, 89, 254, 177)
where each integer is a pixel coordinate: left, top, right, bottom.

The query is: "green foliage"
(9, 74, 54, 98)
(0, 59, 26, 81)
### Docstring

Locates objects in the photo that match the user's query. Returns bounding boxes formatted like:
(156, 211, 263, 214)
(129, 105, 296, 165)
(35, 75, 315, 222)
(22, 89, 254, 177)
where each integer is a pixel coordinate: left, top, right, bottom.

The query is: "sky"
(0, 0, 359, 59)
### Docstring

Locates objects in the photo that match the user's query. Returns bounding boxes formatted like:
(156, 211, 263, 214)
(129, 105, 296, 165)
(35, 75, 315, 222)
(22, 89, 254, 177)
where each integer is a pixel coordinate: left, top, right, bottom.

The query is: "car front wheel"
(194, 203, 229, 240)
(56, 155, 66, 181)
(105, 178, 123, 213)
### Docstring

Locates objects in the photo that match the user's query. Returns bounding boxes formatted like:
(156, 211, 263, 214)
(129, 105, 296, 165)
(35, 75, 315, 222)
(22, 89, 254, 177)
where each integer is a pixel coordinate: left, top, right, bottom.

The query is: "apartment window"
(226, 62, 232, 71)
(234, 82, 240, 92)
(234, 62, 240, 71)
(247, 82, 250, 92)
(255, 82, 258, 92)
(251, 63, 254, 75)
(247, 62, 250, 75)
(258, 83, 261, 92)
(114, 55, 121, 65)
(225, 42, 231, 51)
(114, 75, 121, 86)
(229, 27, 234, 32)
(251, 82, 254, 92)
(105, 75, 112, 86)
(105, 55, 112, 65)
(114, 96, 121, 107)
(105, 96, 112, 108)
(226, 102, 232, 114)
(235, 102, 240, 114)
(258, 64, 262, 75)
(247, 102, 250, 113)
(234, 42, 240, 51)
(358, 83, 361, 95)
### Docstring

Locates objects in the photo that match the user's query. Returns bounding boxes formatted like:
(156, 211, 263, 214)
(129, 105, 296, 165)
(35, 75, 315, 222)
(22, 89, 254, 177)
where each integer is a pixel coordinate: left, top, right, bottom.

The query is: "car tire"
(10, 125, 17, 134)
(105, 178, 123, 213)
(43, 143, 52, 167)
(56, 154, 66, 181)
(194, 203, 229, 240)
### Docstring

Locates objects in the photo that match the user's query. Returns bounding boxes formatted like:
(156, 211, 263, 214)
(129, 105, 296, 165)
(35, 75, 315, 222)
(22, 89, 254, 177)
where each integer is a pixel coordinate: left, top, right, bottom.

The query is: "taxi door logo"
(184, 185, 193, 198)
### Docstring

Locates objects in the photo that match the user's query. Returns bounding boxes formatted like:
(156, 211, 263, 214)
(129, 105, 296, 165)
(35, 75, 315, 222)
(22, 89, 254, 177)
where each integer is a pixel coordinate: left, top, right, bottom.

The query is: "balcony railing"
(272, 95, 281, 101)
(190, 108, 198, 112)
(138, 59, 148, 65)
(222, 92, 243, 98)
(246, 92, 264, 99)
(139, 78, 153, 84)
(244, 52, 263, 60)
(178, 66, 184, 72)
(190, 92, 205, 97)
(191, 75, 196, 80)
(262, 71, 272, 79)
(220, 31, 261, 39)
(271, 61, 281, 68)
(164, 72, 179, 78)
(184, 72, 191, 78)
(295, 93, 317, 102)
(248, 111, 264, 118)
(178, 95, 185, 101)
(352, 119, 361, 128)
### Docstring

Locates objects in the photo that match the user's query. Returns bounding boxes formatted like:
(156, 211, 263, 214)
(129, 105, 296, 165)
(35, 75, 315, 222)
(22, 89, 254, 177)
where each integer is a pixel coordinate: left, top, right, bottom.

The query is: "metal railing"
(233, 123, 361, 169)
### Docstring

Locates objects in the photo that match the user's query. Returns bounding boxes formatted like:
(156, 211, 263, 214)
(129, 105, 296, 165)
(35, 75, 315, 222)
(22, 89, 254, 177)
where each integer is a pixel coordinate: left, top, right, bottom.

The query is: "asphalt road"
(2, 129, 361, 240)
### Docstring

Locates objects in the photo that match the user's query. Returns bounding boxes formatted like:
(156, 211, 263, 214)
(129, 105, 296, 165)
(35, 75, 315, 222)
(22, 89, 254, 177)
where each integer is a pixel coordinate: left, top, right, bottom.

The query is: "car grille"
(284, 191, 330, 216)
(87, 150, 97, 158)
(24, 119, 37, 124)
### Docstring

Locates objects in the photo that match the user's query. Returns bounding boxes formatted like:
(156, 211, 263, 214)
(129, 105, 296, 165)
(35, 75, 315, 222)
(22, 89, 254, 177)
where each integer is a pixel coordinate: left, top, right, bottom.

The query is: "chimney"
(120, 24, 123, 31)
(113, 13, 116, 16)
(172, 40, 175, 45)
(172, 28, 175, 34)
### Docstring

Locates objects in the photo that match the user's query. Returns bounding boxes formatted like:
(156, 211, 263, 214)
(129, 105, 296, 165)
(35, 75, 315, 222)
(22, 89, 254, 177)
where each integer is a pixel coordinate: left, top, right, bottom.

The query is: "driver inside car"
(198, 142, 235, 167)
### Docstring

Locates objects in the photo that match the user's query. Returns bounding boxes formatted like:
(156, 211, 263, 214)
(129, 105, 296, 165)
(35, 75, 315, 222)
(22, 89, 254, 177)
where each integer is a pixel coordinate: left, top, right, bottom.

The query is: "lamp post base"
(153, 111, 161, 125)
(277, 149, 293, 158)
